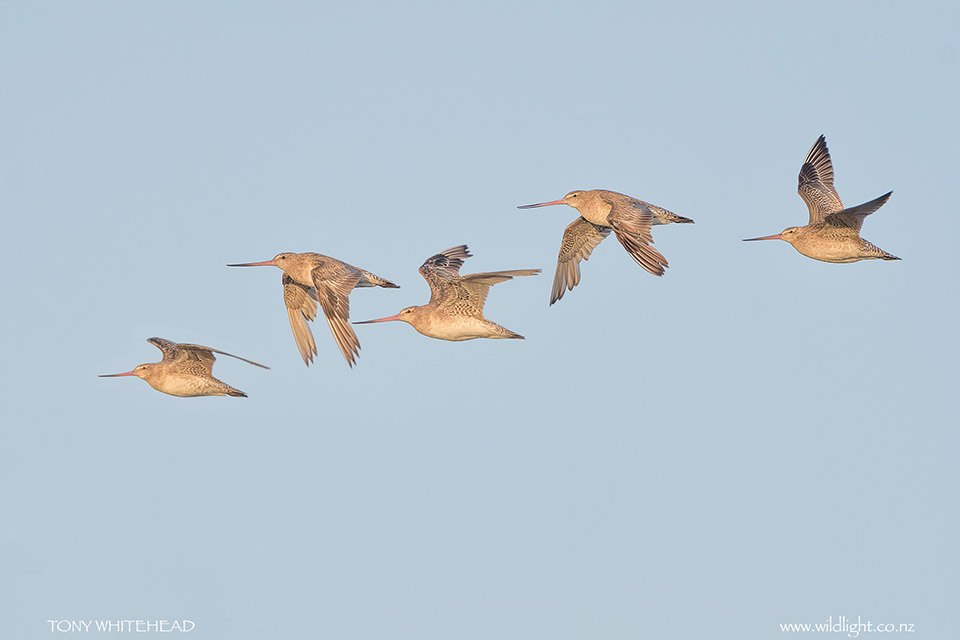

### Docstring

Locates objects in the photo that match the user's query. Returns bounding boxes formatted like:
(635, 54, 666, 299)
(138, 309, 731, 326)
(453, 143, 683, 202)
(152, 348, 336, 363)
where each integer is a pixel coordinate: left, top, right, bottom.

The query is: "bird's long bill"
(226, 260, 275, 267)
(517, 199, 565, 209)
(353, 315, 401, 325)
(99, 370, 138, 377)
(742, 233, 783, 241)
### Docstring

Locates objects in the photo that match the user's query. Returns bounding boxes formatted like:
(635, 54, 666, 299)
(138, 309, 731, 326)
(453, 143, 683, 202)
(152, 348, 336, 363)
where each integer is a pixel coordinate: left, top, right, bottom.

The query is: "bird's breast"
(577, 208, 611, 227)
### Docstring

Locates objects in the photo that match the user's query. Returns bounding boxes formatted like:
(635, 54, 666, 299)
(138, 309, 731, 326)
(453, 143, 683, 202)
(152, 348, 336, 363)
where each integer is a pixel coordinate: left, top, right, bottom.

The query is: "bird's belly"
(793, 239, 865, 263)
(149, 375, 221, 397)
(414, 316, 493, 341)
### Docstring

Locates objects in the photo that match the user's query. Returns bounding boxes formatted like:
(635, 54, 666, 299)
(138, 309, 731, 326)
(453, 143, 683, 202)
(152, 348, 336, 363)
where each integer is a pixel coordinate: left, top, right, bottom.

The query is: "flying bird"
(518, 189, 692, 304)
(228, 252, 398, 367)
(99, 337, 268, 397)
(354, 245, 539, 340)
(743, 135, 900, 262)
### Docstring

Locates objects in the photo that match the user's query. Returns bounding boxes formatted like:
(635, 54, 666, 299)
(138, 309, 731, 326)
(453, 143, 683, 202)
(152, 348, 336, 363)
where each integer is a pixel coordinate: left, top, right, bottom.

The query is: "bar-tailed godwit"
(228, 252, 398, 367)
(518, 189, 692, 304)
(354, 245, 539, 340)
(99, 337, 268, 397)
(743, 135, 900, 262)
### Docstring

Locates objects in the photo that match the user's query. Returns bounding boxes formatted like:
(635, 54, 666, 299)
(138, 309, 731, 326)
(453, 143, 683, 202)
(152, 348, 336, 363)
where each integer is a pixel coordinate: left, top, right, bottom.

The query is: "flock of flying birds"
(100, 135, 901, 397)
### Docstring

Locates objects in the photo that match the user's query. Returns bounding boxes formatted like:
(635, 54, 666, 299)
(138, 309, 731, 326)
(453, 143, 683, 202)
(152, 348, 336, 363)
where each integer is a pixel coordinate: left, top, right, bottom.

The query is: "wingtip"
(343, 347, 360, 369)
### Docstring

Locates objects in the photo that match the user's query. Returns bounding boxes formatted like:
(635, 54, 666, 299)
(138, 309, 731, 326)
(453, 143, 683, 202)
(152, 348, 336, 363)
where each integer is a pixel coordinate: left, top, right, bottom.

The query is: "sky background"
(1, 2, 957, 638)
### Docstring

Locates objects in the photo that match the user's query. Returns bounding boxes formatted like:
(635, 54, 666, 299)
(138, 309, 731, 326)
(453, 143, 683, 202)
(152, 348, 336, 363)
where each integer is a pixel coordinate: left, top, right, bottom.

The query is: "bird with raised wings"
(354, 245, 539, 340)
(743, 135, 900, 262)
(228, 252, 398, 367)
(99, 337, 268, 397)
(518, 189, 693, 304)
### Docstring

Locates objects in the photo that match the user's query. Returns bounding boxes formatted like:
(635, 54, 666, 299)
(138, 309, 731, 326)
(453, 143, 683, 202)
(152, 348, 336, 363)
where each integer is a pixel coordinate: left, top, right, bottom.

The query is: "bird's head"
(99, 362, 155, 381)
(517, 190, 589, 212)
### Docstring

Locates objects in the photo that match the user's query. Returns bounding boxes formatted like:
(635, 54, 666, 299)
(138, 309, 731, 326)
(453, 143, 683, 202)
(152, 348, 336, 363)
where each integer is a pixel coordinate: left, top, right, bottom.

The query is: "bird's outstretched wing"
(798, 134, 844, 224)
(283, 274, 319, 366)
(551, 217, 611, 305)
(149, 337, 269, 373)
(439, 269, 540, 316)
(607, 201, 668, 277)
(312, 265, 364, 367)
(418, 245, 472, 305)
(822, 191, 892, 232)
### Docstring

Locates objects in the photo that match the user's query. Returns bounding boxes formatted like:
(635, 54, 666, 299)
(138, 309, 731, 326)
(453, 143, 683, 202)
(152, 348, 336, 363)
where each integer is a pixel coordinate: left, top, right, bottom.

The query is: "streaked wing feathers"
(419, 245, 472, 302)
(283, 274, 319, 366)
(149, 337, 268, 372)
(312, 266, 364, 367)
(551, 217, 611, 305)
(608, 209, 668, 276)
(822, 191, 892, 232)
(440, 269, 540, 315)
(798, 134, 843, 224)
(148, 337, 181, 360)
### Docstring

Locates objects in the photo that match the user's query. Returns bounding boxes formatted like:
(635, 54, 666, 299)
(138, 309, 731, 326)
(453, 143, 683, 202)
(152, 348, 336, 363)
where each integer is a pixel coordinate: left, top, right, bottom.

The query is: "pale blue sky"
(2, 2, 957, 639)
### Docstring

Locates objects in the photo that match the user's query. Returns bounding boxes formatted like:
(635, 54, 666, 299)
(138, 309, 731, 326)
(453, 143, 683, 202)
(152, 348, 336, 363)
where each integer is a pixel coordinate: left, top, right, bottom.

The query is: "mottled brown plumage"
(354, 245, 539, 340)
(518, 189, 693, 304)
(228, 252, 398, 367)
(99, 337, 268, 397)
(743, 135, 900, 262)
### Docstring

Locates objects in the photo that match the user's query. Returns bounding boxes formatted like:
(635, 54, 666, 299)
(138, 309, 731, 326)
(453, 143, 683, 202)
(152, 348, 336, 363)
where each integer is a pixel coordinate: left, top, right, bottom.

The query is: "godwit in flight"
(354, 245, 539, 340)
(100, 337, 268, 397)
(518, 189, 692, 304)
(743, 135, 899, 262)
(228, 252, 398, 367)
